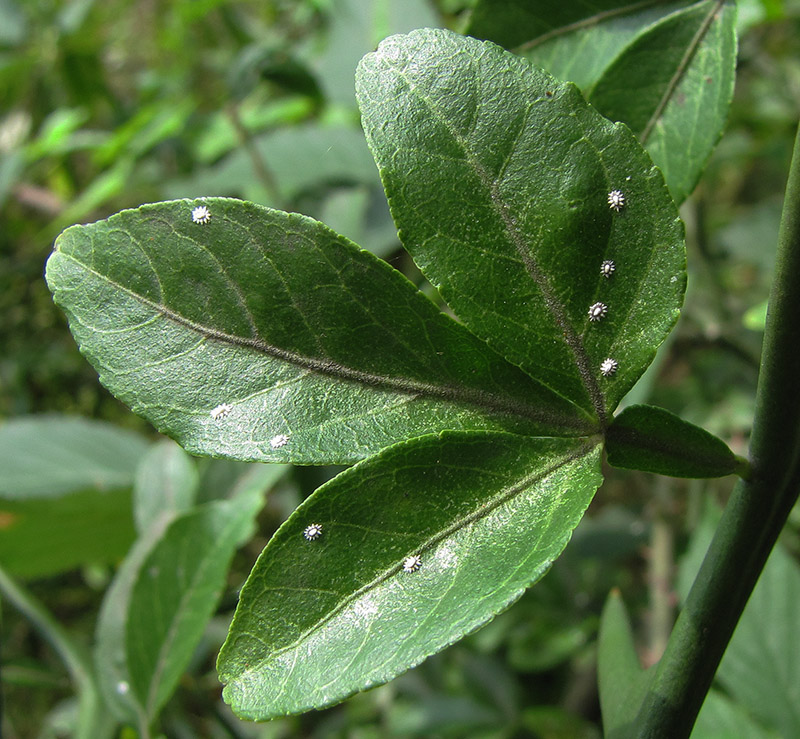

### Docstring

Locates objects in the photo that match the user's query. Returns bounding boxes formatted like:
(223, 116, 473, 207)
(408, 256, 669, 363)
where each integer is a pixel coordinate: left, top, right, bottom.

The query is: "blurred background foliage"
(2, 0, 800, 736)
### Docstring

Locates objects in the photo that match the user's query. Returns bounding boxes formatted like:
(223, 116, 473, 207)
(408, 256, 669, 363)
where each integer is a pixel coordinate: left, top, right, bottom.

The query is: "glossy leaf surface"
(589, 0, 737, 204)
(218, 431, 603, 719)
(606, 404, 740, 478)
(46, 199, 590, 465)
(357, 29, 685, 424)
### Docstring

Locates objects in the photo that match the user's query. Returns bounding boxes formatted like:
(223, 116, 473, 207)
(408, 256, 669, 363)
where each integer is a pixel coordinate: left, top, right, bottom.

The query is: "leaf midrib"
(514, 0, 669, 52)
(55, 250, 595, 432)
(391, 64, 607, 424)
(639, 0, 726, 143)
(236, 437, 600, 689)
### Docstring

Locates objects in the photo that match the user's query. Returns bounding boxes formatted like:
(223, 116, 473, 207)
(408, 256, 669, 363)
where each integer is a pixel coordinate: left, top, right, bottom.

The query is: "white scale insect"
(588, 302, 608, 322)
(403, 554, 422, 573)
(270, 433, 289, 449)
(210, 403, 232, 420)
(600, 260, 616, 278)
(191, 205, 211, 224)
(607, 190, 626, 212)
(303, 523, 323, 541)
(600, 358, 619, 377)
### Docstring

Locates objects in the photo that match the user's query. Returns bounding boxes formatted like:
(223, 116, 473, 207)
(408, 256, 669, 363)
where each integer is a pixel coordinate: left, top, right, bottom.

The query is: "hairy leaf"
(46, 199, 591, 465)
(357, 29, 685, 424)
(218, 431, 602, 719)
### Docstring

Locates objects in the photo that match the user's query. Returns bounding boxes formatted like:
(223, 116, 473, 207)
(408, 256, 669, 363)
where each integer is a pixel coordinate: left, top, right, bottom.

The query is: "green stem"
(0, 565, 111, 739)
(632, 121, 800, 737)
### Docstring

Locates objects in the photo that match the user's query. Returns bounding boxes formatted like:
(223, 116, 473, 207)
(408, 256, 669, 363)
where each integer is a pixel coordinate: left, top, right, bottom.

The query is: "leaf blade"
(218, 430, 603, 720)
(357, 29, 686, 419)
(588, 0, 737, 203)
(46, 198, 592, 465)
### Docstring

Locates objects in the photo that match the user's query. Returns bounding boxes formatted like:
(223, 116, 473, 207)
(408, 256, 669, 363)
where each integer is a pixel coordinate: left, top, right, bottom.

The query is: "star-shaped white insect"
(191, 205, 211, 224)
(210, 403, 232, 420)
(600, 358, 619, 377)
(588, 302, 608, 322)
(270, 433, 289, 449)
(607, 190, 626, 212)
(402, 554, 422, 573)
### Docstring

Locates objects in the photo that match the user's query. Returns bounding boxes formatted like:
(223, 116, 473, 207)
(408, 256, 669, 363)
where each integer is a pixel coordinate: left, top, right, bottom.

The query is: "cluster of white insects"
(591, 192, 626, 378)
(196, 189, 631, 580)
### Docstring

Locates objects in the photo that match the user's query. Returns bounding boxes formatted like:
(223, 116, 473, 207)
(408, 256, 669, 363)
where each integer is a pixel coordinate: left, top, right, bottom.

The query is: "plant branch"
(0, 565, 111, 739)
(631, 120, 800, 737)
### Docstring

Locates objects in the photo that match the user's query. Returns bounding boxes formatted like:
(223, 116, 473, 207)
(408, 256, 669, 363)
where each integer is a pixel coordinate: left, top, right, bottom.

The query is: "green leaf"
(94, 464, 283, 726)
(133, 439, 199, 534)
(0, 415, 149, 500)
(692, 690, 780, 739)
(46, 198, 591, 465)
(469, 1, 693, 94)
(605, 404, 741, 478)
(0, 415, 147, 578)
(0, 487, 136, 579)
(588, 0, 738, 204)
(715, 544, 800, 737)
(465, 0, 676, 52)
(217, 431, 602, 720)
(357, 29, 685, 423)
(598, 590, 653, 739)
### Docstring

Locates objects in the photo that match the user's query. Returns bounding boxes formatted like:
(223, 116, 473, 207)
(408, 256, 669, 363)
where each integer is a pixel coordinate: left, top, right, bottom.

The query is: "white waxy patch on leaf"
(191, 205, 211, 224)
(210, 403, 232, 420)
(402, 554, 422, 573)
(600, 260, 616, 278)
(588, 302, 608, 322)
(270, 433, 289, 449)
(607, 190, 626, 211)
(303, 523, 323, 541)
(600, 358, 619, 377)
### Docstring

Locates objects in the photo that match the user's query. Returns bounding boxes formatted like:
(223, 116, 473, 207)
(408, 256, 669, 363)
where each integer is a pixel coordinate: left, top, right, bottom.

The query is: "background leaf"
(0, 415, 148, 578)
(46, 198, 591, 465)
(94, 464, 284, 726)
(218, 431, 603, 720)
(357, 29, 685, 422)
(588, 0, 738, 204)
(465, 0, 685, 53)
(598, 590, 653, 739)
(133, 439, 199, 534)
(0, 415, 149, 500)
(467, 0, 693, 90)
